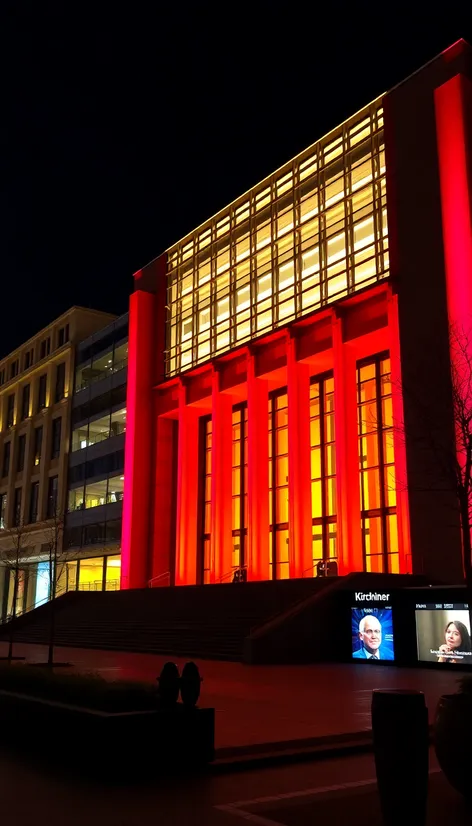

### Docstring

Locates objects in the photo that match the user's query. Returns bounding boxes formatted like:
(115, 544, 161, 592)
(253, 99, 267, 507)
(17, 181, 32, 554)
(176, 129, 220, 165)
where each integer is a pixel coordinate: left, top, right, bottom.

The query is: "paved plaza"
(0, 641, 461, 754)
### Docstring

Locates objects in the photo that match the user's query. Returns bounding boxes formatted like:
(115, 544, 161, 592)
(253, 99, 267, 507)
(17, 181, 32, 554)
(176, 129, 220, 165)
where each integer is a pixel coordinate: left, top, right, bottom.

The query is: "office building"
(64, 313, 128, 591)
(120, 41, 472, 590)
(0, 307, 116, 619)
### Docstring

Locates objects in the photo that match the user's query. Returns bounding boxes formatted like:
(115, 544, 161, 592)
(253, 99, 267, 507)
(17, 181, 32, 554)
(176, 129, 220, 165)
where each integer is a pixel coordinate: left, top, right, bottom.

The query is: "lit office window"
(199, 417, 212, 584)
(357, 354, 398, 574)
(268, 390, 289, 580)
(165, 104, 387, 376)
(310, 374, 337, 574)
(231, 405, 248, 573)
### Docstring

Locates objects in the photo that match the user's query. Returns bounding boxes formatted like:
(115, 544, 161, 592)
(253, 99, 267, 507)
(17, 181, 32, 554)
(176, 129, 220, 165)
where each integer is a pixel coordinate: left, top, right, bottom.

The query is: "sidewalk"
(0, 641, 461, 753)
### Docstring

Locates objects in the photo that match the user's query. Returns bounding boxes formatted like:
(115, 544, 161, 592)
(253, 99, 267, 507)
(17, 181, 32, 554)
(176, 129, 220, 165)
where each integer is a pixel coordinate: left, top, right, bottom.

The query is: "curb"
(212, 730, 373, 772)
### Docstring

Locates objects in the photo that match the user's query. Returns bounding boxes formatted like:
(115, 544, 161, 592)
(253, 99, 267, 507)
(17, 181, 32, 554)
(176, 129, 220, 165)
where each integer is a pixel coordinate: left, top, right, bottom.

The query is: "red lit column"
(332, 312, 363, 573)
(121, 290, 155, 590)
(247, 351, 270, 581)
(387, 290, 412, 573)
(286, 334, 312, 578)
(435, 75, 472, 575)
(151, 407, 177, 582)
(210, 370, 233, 582)
(175, 382, 200, 586)
(435, 75, 472, 340)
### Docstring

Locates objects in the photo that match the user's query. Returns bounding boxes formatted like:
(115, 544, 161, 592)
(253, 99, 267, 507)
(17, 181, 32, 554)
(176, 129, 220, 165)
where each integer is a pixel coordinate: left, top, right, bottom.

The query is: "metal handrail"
(217, 565, 248, 583)
(148, 571, 171, 588)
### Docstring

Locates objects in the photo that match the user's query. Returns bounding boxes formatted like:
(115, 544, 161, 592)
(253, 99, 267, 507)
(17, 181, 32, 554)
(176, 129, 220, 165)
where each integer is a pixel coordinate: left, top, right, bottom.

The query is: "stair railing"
(217, 566, 248, 583)
(148, 571, 171, 588)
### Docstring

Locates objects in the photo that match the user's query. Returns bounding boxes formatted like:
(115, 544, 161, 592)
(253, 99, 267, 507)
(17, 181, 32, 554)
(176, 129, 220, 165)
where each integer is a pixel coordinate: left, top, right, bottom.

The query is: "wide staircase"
(0, 577, 333, 661)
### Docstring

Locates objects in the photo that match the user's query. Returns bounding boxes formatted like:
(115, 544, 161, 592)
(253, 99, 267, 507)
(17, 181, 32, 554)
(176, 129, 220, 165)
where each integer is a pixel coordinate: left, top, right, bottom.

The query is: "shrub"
(0, 664, 158, 713)
(458, 676, 472, 695)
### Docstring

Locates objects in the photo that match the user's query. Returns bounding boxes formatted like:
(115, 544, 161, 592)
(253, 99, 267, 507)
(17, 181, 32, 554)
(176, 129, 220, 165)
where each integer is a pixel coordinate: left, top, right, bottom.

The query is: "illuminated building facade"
(121, 41, 472, 590)
(0, 307, 116, 619)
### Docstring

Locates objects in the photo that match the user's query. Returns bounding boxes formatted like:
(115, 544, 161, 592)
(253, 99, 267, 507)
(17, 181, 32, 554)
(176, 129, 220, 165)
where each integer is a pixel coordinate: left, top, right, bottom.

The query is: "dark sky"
(2, 3, 470, 357)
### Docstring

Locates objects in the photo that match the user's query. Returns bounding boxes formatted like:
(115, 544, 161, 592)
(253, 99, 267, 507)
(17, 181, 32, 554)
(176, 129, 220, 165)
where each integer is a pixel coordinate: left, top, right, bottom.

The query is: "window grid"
(198, 416, 212, 584)
(310, 374, 337, 574)
(268, 389, 289, 580)
(231, 404, 248, 572)
(357, 353, 398, 574)
(166, 104, 386, 376)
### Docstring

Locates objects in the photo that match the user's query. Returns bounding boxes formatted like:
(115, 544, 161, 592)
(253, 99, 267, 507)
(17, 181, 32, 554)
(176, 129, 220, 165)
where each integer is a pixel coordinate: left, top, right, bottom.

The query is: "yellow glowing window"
(324, 137, 343, 164)
(182, 242, 193, 261)
(257, 273, 272, 301)
(199, 307, 210, 331)
(279, 261, 294, 290)
(216, 297, 229, 321)
(349, 120, 371, 147)
(351, 158, 373, 192)
(325, 202, 345, 231)
(235, 202, 250, 224)
(302, 247, 319, 276)
(299, 155, 317, 181)
(236, 235, 250, 262)
(256, 222, 271, 250)
(325, 174, 344, 207)
(182, 318, 193, 341)
(255, 187, 271, 210)
(382, 208, 388, 237)
(198, 258, 211, 285)
(300, 192, 318, 222)
(277, 209, 293, 238)
(354, 217, 375, 250)
(236, 285, 250, 311)
(276, 172, 292, 196)
(198, 229, 211, 250)
(181, 271, 193, 294)
(327, 233, 345, 264)
(216, 217, 230, 237)
(216, 247, 230, 274)
(378, 149, 386, 175)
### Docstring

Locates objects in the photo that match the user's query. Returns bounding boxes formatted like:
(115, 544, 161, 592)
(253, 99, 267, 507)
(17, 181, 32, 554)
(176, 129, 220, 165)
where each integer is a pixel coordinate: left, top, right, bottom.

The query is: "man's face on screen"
(359, 616, 382, 653)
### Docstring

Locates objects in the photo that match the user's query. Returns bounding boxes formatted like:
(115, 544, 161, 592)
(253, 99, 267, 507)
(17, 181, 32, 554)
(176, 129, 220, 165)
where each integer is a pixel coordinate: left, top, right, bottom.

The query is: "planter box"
(0, 690, 214, 776)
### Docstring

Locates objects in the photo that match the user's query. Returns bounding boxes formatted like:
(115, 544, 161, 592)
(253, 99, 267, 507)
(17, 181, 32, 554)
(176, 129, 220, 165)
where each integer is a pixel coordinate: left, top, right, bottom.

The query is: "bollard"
(180, 661, 202, 707)
(157, 661, 180, 706)
(371, 689, 429, 826)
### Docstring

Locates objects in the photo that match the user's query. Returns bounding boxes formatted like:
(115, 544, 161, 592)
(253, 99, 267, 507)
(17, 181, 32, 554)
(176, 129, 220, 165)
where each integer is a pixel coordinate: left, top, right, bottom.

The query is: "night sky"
(2, 4, 470, 357)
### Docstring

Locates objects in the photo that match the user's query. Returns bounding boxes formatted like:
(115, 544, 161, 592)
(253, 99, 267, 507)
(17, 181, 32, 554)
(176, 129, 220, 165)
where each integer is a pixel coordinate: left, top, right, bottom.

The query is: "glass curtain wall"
(310, 374, 337, 573)
(198, 417, 212, 584)
(268, 390, 289, 579)
(231, 404, 248, 572)
(357, 354, 398, 573)
(166, 104, 386, 376)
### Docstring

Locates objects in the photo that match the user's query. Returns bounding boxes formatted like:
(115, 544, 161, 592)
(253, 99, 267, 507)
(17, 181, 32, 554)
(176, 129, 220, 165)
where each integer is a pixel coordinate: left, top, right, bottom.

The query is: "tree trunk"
(48, 552, 56, 667)
(459, 501, 472, 591)
(7, 567, 19, 661)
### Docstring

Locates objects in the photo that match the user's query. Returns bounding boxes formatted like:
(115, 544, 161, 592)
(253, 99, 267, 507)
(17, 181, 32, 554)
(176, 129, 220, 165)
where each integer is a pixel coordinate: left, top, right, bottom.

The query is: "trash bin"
(371, 689, 429, 826)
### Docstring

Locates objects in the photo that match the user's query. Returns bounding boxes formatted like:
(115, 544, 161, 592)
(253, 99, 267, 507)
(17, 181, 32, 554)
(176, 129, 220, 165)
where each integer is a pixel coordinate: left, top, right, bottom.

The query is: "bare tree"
(398, 322, 472, 587)
(0, 520, 28, 661)
(43, 506, 68, 667)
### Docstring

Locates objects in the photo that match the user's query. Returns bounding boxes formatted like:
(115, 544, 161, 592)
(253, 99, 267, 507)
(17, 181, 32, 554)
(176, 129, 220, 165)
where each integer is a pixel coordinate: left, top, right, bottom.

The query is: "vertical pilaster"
(247, 352, 270, 581)
(151, 409, 177, 582)
(388, 290, 412, 573)
(286, 335, 312, 578)
(210, 370, 233, 582)
(121, 289, 155, 590)
(175, 382, 200, 586)
(332, 312, 362, 573)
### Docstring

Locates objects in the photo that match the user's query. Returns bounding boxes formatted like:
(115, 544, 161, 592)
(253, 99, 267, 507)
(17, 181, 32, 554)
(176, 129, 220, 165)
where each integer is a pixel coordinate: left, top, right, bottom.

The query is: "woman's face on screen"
(445, 623, 462, 650)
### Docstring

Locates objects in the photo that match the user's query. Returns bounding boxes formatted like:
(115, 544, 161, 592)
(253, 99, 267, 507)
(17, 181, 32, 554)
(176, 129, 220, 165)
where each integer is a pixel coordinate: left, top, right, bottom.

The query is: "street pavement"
(0, 641, 462, 753)
(0, 746, 469, 826)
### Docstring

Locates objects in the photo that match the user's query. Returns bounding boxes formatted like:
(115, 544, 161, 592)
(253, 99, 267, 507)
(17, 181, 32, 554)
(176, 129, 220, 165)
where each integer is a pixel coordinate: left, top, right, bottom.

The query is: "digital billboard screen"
(351, 598, 395, 662)
(415, 602, 472, 664)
